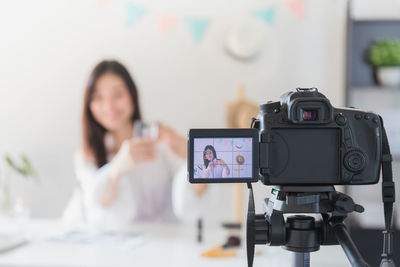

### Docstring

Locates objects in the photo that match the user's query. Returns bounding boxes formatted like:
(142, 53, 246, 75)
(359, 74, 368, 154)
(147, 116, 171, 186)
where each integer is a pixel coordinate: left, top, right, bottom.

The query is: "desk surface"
(0, 219, 351, 267)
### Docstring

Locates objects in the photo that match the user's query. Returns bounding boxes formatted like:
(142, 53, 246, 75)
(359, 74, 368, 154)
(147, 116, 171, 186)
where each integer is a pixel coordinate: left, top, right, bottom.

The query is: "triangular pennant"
(251, 6, 276, 25)
(284, 0, 305, 19)
(96, 0, 112, 9)
(125, 2, 147, 26)
(185, 18, 210, 43)
(156, 13, 178, 37)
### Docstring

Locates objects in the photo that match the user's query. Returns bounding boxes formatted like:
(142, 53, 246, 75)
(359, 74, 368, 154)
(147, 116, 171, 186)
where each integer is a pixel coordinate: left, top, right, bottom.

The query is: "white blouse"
(72, 141, 187, 228)
(204, 159, 224, 178)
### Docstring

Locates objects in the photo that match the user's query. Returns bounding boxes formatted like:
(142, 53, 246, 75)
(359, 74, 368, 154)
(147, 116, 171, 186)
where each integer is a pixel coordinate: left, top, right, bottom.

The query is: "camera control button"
(344, 150, 367, 173)
(335, 113, 347, 126)
(355, 114, 362, 120)
(364, 114, 371, 120)
(372, 117, 379, 124)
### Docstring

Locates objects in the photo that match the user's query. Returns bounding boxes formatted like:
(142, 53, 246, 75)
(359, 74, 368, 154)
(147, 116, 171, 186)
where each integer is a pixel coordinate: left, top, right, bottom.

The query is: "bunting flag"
(185, 18, 210, 43)
(125, 2, 147, 26)
(103, 0, 333, 41)
(96, 0, 111, 8)
(284, 0, 305, 19)
(156, 13, 178, 36)
(251, 6, 276, 25)
(96, 0, 112, 9)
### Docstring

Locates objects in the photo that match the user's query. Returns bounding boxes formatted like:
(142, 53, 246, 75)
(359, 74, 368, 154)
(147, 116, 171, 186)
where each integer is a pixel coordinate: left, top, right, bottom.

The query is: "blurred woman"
(71, 60, 207, 227)
(203, 145, 230, 178)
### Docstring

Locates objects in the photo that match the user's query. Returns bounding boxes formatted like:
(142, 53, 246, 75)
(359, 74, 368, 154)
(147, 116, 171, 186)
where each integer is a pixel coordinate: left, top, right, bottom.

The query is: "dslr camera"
(188, 87, 381, 185)
(188, 88, 396, 267)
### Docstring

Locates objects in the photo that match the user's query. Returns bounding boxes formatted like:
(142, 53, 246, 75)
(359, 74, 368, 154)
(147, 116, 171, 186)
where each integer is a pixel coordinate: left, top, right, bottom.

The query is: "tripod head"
(246, 185, 373, 267)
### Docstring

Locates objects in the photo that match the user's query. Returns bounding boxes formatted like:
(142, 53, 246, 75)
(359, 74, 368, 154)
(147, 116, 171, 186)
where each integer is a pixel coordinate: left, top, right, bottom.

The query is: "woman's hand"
(158, 124, 187, 159)
(128, 138, 157, 165)
(110, 138, 158, 178)
(215, 159, 224, 165)
(216, 159, 230, 175)
(208, 162, 216, 168)
(101, 138, 157, 207)
(208, 160, 223, 169)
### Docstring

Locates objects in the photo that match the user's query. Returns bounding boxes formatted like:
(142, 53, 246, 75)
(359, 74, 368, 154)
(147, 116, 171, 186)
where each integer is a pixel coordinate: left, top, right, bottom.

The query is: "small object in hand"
(133, 120, 159, 140)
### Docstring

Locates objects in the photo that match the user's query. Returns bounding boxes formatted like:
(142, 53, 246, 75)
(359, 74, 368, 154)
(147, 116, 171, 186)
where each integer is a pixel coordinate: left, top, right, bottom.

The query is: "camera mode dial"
(344, 149, 367, 173)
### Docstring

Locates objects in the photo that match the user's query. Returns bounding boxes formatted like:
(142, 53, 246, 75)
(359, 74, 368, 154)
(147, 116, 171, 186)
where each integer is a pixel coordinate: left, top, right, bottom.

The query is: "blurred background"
(0, 0, 399, 266)
(0, 0, 348, 219)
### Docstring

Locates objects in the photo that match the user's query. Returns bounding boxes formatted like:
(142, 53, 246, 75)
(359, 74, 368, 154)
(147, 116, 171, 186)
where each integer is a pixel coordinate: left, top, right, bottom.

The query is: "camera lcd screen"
(268, 128, 341, 184)
(188, 129, 258, 183)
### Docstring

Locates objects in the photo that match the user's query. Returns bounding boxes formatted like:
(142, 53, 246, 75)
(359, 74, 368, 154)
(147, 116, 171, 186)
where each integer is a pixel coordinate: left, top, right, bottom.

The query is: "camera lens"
(302, 110, 318, 121)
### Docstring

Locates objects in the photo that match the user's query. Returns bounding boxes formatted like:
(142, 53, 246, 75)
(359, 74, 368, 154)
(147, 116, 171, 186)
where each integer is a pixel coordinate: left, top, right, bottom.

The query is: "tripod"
(246, 185, 371, 267)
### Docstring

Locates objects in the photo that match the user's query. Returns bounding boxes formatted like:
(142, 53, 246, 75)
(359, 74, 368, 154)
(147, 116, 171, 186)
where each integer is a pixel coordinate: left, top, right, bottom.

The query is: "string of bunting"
(99, 0, 336, 42)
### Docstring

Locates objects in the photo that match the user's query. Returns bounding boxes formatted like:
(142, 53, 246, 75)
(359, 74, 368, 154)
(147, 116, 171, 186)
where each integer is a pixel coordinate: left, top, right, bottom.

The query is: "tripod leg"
(330, 222, 370, 267)
(292, 252, 310, 267)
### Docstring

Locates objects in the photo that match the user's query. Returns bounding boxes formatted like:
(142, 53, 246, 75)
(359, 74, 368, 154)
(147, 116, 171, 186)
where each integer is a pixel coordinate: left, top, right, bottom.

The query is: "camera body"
(257, 88, 382, 185)
(188, 88, 382, 185)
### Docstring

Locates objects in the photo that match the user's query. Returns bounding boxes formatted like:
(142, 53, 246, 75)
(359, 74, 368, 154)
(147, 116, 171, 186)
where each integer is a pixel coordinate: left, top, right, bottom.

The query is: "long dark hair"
(82, 60, 142, 168)
(203, 145, 217, 168)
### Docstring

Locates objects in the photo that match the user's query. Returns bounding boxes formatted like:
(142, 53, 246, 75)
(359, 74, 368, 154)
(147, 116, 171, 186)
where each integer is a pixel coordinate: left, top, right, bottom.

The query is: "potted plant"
(368, 38, 400, 87)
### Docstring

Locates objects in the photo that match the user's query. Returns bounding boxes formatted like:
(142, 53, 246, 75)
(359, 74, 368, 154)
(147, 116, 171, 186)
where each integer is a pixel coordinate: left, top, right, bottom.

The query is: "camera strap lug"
(265, 101, 281, 113)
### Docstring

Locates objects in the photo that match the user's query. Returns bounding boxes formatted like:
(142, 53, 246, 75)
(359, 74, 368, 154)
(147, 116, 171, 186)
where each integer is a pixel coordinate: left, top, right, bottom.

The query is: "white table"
(0, 219, 351, 267)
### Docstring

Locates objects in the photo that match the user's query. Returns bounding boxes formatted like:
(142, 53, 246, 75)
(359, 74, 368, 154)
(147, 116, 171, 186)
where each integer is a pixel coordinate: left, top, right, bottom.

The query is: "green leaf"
(4, 155, 40, 184)
(368, 38, 400, 67)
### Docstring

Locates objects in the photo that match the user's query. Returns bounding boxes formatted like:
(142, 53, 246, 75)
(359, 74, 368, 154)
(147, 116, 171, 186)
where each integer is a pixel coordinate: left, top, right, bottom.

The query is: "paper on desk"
(44, 228, 145, 251)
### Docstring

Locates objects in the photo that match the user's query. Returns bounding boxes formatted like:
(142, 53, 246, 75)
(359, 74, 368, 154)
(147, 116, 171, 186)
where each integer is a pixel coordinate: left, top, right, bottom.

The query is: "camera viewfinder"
(302, 109, 318, 121)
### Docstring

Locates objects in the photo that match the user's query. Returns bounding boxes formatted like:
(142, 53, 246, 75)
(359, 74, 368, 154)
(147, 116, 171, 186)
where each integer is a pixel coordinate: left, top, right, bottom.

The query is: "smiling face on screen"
(204, 148, 214, 161)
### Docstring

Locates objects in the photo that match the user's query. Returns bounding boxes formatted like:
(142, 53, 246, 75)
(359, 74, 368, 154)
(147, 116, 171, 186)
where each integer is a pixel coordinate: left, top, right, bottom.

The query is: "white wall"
(0, 0, 348, 218)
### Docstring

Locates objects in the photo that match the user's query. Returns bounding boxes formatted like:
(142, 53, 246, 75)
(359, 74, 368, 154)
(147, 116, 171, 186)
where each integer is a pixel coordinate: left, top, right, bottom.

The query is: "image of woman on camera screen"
(65, 60, 207, 227)
(203, 145, 230, 178)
